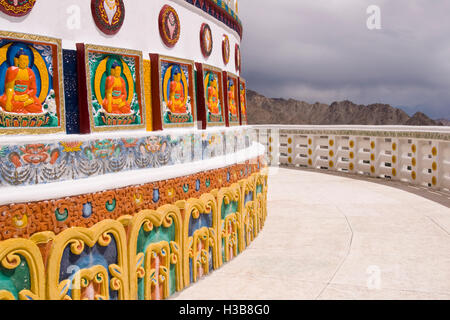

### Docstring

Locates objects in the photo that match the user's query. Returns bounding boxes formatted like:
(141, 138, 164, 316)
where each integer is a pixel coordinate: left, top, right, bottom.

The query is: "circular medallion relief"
(200, 23, 213, 59)
(235, 44, 241, 73)
(0, 0, 36, 17)
(91, 0, 125, 35)
(222, 34, 230, 65)
(159, 5, 181, 48)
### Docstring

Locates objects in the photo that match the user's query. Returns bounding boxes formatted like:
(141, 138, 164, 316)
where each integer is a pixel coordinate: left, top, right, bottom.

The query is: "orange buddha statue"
(228, 80, 237, 116)
(206, 74, 220, 115)
(167, 66, 187, 114)
(102, 61, 131, 114)
(240, 86, 246, 116)
(0, 49, 43, 114)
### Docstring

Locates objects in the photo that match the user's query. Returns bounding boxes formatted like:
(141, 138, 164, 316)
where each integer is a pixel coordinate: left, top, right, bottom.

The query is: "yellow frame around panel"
(0, 169, 267, 301)
(255, 171, 268, 229)
(0, 31, 66, 135)
(239, 174, 259, 249)
(181, 193, 220, 288)
(157, 55, 197, 129)
(127, 205, 183, 300)
(217, 183, 241, 266)
(83, 44, 146, 133)
(0, 238, 45, 300)
(45, 219, 129, 300)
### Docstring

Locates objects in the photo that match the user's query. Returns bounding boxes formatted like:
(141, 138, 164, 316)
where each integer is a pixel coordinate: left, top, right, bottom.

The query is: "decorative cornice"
(184, 0, 243, 39)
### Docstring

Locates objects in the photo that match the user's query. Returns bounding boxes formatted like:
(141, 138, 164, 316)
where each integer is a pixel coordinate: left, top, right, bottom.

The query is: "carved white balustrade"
(254, 125, 450, 191)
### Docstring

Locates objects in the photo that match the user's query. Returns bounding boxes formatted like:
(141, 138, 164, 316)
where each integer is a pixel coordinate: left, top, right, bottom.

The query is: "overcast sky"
(239, 0, 450, 119)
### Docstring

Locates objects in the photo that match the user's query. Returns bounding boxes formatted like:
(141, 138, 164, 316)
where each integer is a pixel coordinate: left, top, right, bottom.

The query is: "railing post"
(415, 139, 423, 187)
(440, 140, 450, 190)
(369, 137, 377, 177)
(308, 134, 318, 169)
(391, 138, 399, 181)
(399, 138, 412, 184)
(348, 136, 356, 174)
(263, 128, 280, 168)
(285, 133, 295, 167)
(355, 136, 368, 176)
(430, 140, 439, 189)
(328, 135, 337, 171)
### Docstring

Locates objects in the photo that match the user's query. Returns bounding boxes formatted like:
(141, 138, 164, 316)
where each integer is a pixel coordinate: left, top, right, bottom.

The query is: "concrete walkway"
(172, 168, 450, 300)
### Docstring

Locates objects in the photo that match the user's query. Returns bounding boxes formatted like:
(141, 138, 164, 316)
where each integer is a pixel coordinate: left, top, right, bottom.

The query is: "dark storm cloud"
(239, 0, 450, 118)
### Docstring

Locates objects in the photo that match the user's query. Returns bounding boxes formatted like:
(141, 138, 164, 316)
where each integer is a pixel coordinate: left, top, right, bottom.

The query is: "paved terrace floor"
(172, 168, 450, 300)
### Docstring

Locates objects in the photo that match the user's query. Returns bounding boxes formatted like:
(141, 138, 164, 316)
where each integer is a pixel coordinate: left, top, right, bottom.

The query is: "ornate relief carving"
(91, 0, 125, 35)
(159, 5, 181, 48)
(127, 205, 183, 300)
(0, 0, 36, 17)
(46, 220, 129, 300)
(200, 23, 213, 59)
(0, 238, 45, 300)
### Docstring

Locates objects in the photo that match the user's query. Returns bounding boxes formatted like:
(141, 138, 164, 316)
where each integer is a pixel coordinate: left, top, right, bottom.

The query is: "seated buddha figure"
(228, 80, 237, 116)
(240, 86, 246, 116)
(102, 61, 131, 114)
(0, 49, 43, 114)
(167, 66, 187, 114)
(206, 74, 220, 115)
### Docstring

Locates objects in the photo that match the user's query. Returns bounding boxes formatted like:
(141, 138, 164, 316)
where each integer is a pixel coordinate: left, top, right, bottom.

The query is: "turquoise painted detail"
(221, 200, 238, 220)
(14, 84, 27, 93)
(256, 184, 263, 195)
(106, 199, 117, 212)
(55, 208, 69, 222)
(0, 254, 31, 300)
(221, 200, 240, 259)
(182, 184, 189, 193)
(136, 224, 176, 300)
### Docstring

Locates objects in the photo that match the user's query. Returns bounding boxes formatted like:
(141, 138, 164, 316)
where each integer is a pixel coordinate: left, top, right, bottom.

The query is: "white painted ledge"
(0, 125, 254, 145)
(0, 141, 265, 205)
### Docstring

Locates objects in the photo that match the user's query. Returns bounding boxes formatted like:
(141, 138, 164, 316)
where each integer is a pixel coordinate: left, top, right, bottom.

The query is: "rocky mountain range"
(437, 118, 450, 126)
(246, 89, 448, 126)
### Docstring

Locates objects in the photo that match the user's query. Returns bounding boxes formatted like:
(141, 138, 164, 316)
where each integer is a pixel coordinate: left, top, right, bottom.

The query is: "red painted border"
(222, 71, 229, 127)
(195, 63, 207, 129)
(150, 53, 162, 131)
(76, 43, 91, 134)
